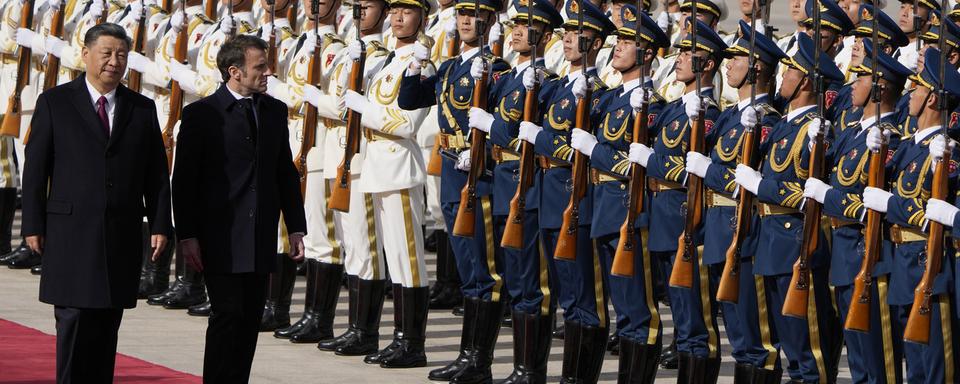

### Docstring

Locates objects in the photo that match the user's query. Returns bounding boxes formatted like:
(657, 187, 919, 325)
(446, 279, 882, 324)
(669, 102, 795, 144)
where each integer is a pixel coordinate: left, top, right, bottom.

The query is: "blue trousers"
(541, 227, 607, 328)
(652, 249, 720, 359)
(891, 294, 960, 384)
(708, 260, 781, 369)
(495, 213, 555, 315)
(596, 232, 661, 346)
(835, 277, 902, 384)
(442, 197, 504, 301)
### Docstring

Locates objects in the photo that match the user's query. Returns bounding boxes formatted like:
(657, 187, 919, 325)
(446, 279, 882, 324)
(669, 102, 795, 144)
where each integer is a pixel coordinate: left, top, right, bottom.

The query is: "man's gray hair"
(83, 23, 132, 50)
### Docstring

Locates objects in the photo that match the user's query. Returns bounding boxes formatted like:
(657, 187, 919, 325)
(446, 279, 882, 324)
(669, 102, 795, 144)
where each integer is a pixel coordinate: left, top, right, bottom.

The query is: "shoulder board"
(800, 111, 817, 122)
(147, 4, 165, 13)
(323, 32, 344, 46)
(543, 70, 559, 80)
(650, 92, 665, 103)
(702, 97, 718, 109)
(280, 26, 296, 37)
(195, 13, 214, 24)
(879, 122, 900, 136)
(757, 102, 780, 117)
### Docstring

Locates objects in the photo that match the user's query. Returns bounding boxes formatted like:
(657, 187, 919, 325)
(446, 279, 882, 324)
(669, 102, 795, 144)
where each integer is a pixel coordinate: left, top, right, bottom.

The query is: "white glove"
(220, 16, 235, 34)
(925, 198, 960, 226)
(628, 143, 653, 167)
(469, 57, 484, 80)
(740, 106, 758, 128)
(47, 0, 61, 10)
(129, 1, 144, 21)
(865, 126, 889, 152)
(468, 107, 494, 133)
(930, 134, 956, 165)
(456, 149, 471, 171)
(629, 87, 649, 111)
(656, 11, 672, 32)
(734, 164, 762, 195)
(685, 151, 711, 178)
(570, 128, 597, 157)
(522, 67, 542, 91)
(44, 36, 66, 58)
(301, 33, 317, 56)
(407, 40, 430, 76)
(169, 61, 197, 86)
(302, 84, 322, 108)
(802, 178, 831, 204)
(862, 187, 892, 213)
(126, 51, 150, 73)
(265, 76, 283, 97)
(444, 17, 457, 38)
(519, 121, 542, 144)
(807, 118, 828, 149)
(343, 89, 370, 115)
(682, 92, 700, 120)
(347, 40, 363, 61)
(897, 47, 918, 73)
(15, 28, 35, 49)
(88, 0, 104, 22)
(488, 22, 501, 47)
(169, 8, 186, 33)
(572, 75, 590, 100)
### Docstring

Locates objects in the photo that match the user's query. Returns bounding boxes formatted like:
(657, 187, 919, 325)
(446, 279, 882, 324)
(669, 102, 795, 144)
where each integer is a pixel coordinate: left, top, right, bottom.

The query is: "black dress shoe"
(187, 301, 211, 316)
(607, 333, 620, 355)
(660, 337, 678, 369)
(30, 264, 41, 275)
(430, 285, 463, 310)
(552, 322, 564, 340)
(0, 244, 28, 265)
(452, 305, 465, 316)
(163, 286, 207, 309)
(7, 249, 40, 269)
(424, 230, 438, 253)
(147, 281, 183, 305)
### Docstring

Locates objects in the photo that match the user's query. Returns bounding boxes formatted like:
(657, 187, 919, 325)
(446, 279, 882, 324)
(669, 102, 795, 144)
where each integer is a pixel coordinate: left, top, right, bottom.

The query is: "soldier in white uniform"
(649, 0, 725, 103)
(0, 0, 24, 265)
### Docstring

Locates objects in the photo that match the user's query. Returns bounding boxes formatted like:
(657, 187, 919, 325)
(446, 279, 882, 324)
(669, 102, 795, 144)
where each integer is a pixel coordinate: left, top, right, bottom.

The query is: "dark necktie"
(383, 51, 396, 68)
(238, 98, 258, 141)
(96, 96, 110, 136)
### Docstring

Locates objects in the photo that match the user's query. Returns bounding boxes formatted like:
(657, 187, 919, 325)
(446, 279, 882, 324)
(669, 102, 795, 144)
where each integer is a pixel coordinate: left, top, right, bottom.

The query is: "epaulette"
(757, 102, 779, 118)
(147, 4, 166, 14)
(367, 40, 389, 55)
(280, 26, 297, 39)
(239, 20, 254, 33)
(650, 92, 665, 103)
(879, 122, 901, 137)
(799, 111, 818, 122)
(195, 13, 214, 24)
(702, 96, 718, 109)
(323, 32, 344, 46)
(500, 20, 514, 29)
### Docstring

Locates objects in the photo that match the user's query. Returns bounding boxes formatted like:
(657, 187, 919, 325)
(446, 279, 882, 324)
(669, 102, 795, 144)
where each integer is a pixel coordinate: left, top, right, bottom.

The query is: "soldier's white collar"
(185, 5, 203, 15)
(272, 17, 291, 29)
(621, 79, 640, 95)
(858, 112, 894, 132)
(229, 11, 254, 26)
(362, 33, 382, 44)
(737, 94, 768, 111)
(786, 105, 815, 121)
(395, 43, 415, 57)
(316, 24, 336, 35)
(681, 88, 711, 100)
(566, 68, 595, 85)
(460, 47, 480, 64)
(515, 60, 532, 77)
(915, 126, 942, 144)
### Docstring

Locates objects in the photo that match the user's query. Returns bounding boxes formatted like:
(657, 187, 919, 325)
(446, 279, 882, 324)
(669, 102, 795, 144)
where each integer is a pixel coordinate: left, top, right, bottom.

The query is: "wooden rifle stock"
(2, 1, 35, 138)
(162, 9, 188, 171)
(42, 2, 64, 91)
(427, 32, 462, 177)
(611, 90, 648, 277)
(452, 58, 488, 237)
(286, 1, 298, 33)
(716, 122, 761, 302)
(501, 73, 539, 250)
(554, 84, 592, 261)
(903, 151, 949, 344)
(294, 30, 322, 197)
(669, 101, 705, 288)
(266, 1, 278, 73)
(204, 0, 216, 20)
(127, 3, 147, 93)
(782, 127, 826, 318)
(845, 140, 887, 332)
(328, 40, 365, 212)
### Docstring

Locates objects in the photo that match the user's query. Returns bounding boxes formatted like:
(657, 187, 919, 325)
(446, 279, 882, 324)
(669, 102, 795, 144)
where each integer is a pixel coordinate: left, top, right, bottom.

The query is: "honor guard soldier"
(593, 0, 648, 88)
(776, 0, 808, 56)
(628, 17, 725, 381)
(0, 0, 24, 267)
(570, 5, 667, 382)
(893, 0, 936, 72)
(399, 0, 511, 379)
(649, 0, 725, 104)
(685, 19, 786, 383)
(270, 0, 349, 344)
(864, 47, 960, 384)
(465, 0, 561, 380)
(314, 0, 391, 357)
(798, 0, 853, 123)
(896, 10, 960, 137)
(801, 39, 911, 384)
(733, 32, 843, 383)
(342, 0, 437, 368)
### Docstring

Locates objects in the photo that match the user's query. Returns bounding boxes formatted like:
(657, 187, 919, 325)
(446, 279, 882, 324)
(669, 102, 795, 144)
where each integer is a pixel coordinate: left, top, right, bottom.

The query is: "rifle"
(845, 8, 885, 333)
(287, 0, 298, 33)
(426, 30, 461, 177)
(669, 0, 705, 288)
(266, 0, 278, 73)
(42, 0, 65, 91)
(501, 19, 542, 250)
(162, 0, 171, 12)
(610, 8, 649, 277)
(227, 0, 236, 36)
(554, 0, 591, 260)
(904, 0, 949, 345)
(162, 0, 189, 171)
(783, 0, 827, 319)
(452, 0, 489, 237)
(97, 0, 108, 24)
(717, 0, 763, 301)
(205, 0, 216, 20)
(327, 1, 365, 212)
(294, 0, 322, 197)
(491, 14, 502, 57)
(127, 0, 147, 93)
(0, 0, 35, 138)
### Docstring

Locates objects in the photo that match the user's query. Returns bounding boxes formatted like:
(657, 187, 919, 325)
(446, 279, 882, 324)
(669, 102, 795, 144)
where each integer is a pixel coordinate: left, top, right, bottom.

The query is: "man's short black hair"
(217, 35, 269, 82)
(83, 23, 131, 50)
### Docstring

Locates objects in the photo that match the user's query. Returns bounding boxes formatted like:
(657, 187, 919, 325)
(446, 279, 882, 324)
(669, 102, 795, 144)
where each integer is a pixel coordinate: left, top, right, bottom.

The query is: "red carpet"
(0, 318, 201, 383)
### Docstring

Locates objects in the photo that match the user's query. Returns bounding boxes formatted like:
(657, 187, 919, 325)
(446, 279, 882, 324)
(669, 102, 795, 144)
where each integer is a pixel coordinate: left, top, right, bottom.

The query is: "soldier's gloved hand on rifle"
(302, 84, 322, 108)
(862, 187, 892, 213)
(740, 106, 758, 128)
(519, 121, 542, 145)
(734, 164, 762, 195)
(930, 134, 956, 165)
(87, 0, 104, 22)
(444, 17, 457, 38)
(15, 28, 46, 56)
(347, 40, 377, 80)
(802, 178, 831, 204)
(169, 61, 199, 94)
(47, 0, 61, 10)
(45, 36, 67, 58)
(807, 117, 829, 150)
(169, 8, 186, 33)
(655, 11, 674, 33)
(684, 152, 710, 178)
(468, 107, 493, 133)
(488, 21, 501, 49)
(218, 16, 235, 37)
(406, 40, 430, 76)
(629, 87, 649, 112)
(301, 33, 317, 56)
(681, 92, 700, 120)
(572, 75, 590, 100)
(865, 126, 889, 152)
(129, 0, 144, 21)
(265, 76, 283, 99)
(455, 149, 471, 171)
(126, 51, 151, 73)
(343, 89, 370, 115)
(924, 198, 960, 226)
(571, 128, 597, 157)
(521, 67, 542, 91)
(469, 57, 487, 81)
(628, 143, 653, 167)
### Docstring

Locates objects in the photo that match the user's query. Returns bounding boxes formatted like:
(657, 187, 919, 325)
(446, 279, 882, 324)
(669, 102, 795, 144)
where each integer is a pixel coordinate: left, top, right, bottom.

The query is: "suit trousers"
(54, 306, 123, 384)
(203, 272, 269, 384)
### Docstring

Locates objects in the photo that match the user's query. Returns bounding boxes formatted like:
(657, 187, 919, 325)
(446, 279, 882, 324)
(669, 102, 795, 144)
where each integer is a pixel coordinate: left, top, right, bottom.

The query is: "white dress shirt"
(85, 78, 117, 133)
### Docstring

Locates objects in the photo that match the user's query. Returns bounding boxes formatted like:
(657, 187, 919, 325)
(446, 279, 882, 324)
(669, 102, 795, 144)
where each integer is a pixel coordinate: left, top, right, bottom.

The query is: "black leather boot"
(148, 251, 185, 305)
(498, 311, 554, 384)
(365, 284, 403, 364)
(285, 261, 344, 341)
(608, 332, 620, 355)
(559, 321, 609, 384)
(0, 242, 28, 265)
(334, 278, 386, 356)
(660, 334, 678, 369)
(379, 286, 430, 368)
(277, 259, 318, 339)
(552, 320, 565, 340)
(138, 226, 174, 299)
(733, 363, 755, 384)
(318, 275, 359, 351)
(187, 301, 212, 316)
(0, 188, 16, 256)
(428, 297, 479, 381)
(261, 254, 297, 331)
(750, 366, 783, 384)
(162, 261, 206, 309)
(424, 227, 438, 253)
(451, 297, 505, 383)
(680, 355, 721, 384)
(430, 232, 463, 309)
(676, 353, 692, 384)
(617, 338, 661, 384)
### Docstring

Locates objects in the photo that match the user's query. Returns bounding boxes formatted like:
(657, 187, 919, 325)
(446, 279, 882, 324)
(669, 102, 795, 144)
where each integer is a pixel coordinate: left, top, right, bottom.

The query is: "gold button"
(785, 222, 792, 229)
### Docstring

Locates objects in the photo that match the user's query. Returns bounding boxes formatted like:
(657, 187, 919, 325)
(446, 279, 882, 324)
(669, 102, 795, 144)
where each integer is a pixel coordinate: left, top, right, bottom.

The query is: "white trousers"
(372, 186, 428, 288)
(332, 177, 385, 281)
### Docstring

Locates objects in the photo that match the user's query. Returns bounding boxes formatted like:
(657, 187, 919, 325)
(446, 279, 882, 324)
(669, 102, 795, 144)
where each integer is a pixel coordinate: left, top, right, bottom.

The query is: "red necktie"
(97, 96, 110, 136)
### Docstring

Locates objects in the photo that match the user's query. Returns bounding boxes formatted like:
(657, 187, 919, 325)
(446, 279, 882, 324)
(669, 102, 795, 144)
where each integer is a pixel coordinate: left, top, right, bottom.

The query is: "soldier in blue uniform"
(732, 32, 843, 383)
(567, 5, 667, 382)
(397, 0, 512, 381)
(464, 0, 562, 381)
(514, 0, 614, 381)
(801, 0, 854, 124)
(895, 11, 960, 138)
(626, 18, 726, 382)
(865, 47, 960, 384)
(802, 39, 911, 384)
(684, 20, 786, 383)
